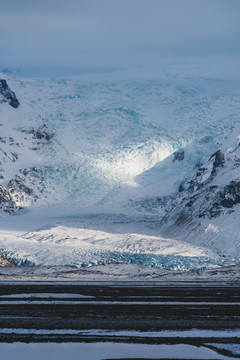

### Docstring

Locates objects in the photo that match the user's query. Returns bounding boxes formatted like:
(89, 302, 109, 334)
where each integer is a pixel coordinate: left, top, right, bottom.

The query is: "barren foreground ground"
(0, 282, 239, 359)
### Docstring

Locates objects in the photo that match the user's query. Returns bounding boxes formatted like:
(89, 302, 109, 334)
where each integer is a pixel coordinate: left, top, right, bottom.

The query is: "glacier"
(0, 61, 240, 274)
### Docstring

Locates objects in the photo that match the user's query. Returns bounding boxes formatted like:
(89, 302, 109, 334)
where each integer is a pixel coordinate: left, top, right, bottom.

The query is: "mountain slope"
(0, 64, 240, 268)
(0, 78, 49, 213)
(161, 139, 240, 257)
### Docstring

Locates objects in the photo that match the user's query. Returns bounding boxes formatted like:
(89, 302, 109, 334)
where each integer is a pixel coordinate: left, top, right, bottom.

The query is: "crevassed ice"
(17, 78, 240, 208)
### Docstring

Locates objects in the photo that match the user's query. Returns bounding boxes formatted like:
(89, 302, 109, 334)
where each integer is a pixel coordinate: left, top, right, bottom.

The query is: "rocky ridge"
(0, 79, 51, 214)
(0, 79, 20, 108)
(164, 145, 240, 224)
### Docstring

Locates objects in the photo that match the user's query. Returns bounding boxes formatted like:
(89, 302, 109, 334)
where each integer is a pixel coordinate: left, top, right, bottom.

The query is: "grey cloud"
(0, 0, 240, 68)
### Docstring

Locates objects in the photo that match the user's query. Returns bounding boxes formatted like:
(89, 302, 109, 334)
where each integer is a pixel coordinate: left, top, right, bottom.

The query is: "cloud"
(0, 0, 240, 67)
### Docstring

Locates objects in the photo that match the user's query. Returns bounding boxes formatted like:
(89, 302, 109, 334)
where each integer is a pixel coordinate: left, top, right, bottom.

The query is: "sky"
(0, 0, 240, 69)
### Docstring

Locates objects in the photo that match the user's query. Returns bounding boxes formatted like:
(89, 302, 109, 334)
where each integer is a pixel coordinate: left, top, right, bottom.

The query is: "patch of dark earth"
(0, 284, 239, 358)
(0, 285, 238, 331)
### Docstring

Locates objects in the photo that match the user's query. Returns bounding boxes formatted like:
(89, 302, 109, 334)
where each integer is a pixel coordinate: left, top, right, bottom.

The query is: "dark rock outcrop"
(0, 79, 20, 108)
(28, 125, 53, 141)
(21, 125, 53, 145)
(0, 185, 19, 214)
(180, 179, 240, 219)
(160, 143, 240, 229)
(0, 252, 13, 266)
(178, 183, 185, 192)
(8, 167, 45, 207)
(173, 149, 184, 162)
(220, 180, 240, 208)
(209, 150, 225, 174)
(180, 150, 226, 196)
(0, 166, 45, 215)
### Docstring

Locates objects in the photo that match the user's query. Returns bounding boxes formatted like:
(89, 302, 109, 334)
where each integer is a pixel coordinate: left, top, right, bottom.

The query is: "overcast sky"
(0, 0, 240, 68)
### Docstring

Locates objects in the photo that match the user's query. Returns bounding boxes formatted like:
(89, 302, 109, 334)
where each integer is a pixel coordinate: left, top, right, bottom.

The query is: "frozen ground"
(1, 60, 240, 273)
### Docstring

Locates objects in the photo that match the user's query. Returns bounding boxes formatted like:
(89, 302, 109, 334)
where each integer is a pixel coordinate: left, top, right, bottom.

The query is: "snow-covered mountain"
(0, 63, 240, 270)
(161, 144, 240, 257)
(0, 78, 47, 213)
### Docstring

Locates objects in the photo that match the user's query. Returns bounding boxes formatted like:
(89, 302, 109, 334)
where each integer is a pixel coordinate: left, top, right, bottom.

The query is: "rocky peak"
(0, 79, 20, 108)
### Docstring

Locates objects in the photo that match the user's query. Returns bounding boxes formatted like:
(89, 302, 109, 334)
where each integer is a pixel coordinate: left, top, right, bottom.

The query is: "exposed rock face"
(209, 150, 225, 175)
(173, 149, 185, 162)
(8, 167, 45, 208)
(0, 185, 19, 214)
(0, 252, 12, 266)
(0, 79, 20, 108)
(162, 144, 240, 228)
(0, 80, 50, 214)
(21, 125, 54, 146)
(0, 166, 45, 215)
(220, 180, 240, 208)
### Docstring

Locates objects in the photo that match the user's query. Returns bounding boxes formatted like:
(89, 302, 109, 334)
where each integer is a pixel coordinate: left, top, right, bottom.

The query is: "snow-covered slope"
(0, 62, 240, 270)
(161, 137, 240, 257)
(0, 78, 46, 213)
